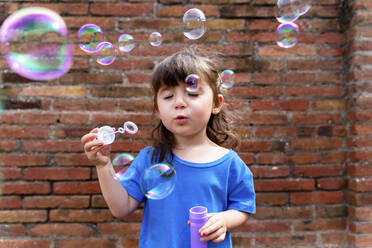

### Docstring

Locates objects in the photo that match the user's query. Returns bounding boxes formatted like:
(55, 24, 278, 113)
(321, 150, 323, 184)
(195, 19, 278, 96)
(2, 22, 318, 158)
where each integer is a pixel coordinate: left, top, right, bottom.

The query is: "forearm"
(96, 162, 134, 218)
(220, 209, 250, 230)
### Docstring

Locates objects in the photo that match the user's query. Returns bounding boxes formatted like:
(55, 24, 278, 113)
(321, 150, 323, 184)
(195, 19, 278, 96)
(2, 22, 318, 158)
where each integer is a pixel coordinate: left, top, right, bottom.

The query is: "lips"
(175, 115, 188, 124)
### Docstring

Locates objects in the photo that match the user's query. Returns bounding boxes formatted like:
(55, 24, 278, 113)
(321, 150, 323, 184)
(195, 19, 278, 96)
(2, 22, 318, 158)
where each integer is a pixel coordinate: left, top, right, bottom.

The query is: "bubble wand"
(97, 121, 138, 145)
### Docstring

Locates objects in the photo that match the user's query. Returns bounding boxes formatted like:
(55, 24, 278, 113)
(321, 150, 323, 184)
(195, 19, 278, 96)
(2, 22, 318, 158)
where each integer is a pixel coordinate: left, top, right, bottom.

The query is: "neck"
(173, 130, 213, 151)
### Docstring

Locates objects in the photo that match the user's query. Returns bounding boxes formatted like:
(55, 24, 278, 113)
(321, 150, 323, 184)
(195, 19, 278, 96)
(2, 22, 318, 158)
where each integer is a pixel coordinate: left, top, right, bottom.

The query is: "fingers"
(81, 128, 99, 144)
(199, 214, 227, 243)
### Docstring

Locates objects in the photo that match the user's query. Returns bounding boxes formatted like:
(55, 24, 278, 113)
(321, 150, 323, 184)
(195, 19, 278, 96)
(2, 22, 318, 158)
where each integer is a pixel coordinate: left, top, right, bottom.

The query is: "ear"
(212, 94, 224, 115)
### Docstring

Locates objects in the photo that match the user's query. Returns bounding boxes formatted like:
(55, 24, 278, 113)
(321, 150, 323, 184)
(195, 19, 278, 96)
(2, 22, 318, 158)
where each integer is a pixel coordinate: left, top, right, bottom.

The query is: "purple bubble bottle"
(189, 206, 208, 248)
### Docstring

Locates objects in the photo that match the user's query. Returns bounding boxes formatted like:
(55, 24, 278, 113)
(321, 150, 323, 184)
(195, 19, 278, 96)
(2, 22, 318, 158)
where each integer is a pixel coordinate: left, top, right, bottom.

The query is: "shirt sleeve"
(227, 154, 256, 214)
(119, 147, 149, 203)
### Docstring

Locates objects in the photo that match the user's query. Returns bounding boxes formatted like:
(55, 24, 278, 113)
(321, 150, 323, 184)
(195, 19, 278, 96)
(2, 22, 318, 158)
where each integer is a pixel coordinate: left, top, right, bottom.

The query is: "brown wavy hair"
(150, 47, 238, 164)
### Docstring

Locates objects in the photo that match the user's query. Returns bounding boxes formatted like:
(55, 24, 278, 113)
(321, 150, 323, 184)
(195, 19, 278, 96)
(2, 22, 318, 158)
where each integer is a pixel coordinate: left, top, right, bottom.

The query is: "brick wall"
(0, 0, 370, 247)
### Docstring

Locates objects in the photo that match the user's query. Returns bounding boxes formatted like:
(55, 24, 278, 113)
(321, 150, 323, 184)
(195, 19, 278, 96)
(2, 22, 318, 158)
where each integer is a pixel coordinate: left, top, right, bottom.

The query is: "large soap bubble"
(0, 7, 73, 81)
(140, 163, 177, 200)
(183, 8, 206, 40)
(275, 0, 301, 23)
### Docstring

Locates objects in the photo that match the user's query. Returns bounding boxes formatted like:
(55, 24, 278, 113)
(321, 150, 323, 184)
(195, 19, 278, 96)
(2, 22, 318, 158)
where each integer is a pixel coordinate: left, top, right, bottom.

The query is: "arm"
(81, 128, 140, 218)
(198, 209, 250, 243)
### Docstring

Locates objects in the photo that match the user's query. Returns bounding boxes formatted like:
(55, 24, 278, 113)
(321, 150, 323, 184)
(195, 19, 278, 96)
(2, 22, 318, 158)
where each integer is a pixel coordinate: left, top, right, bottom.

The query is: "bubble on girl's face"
(220, 69, 235, 89)
(276, 22, 299, 48)
(185, 74, 200, 93)
(183, 8, 206, 40)
(78, 24, 104, 53)
(140, 163, 177, 200)
(292, 0, 312, 16)
(117, 33, 135, 53)
(275, 0, 301, 23)
(112, 153, 135, 181)
(95, 41, 116, 66)
(149, 32, 162, 47)
(0, 7, 73, 81)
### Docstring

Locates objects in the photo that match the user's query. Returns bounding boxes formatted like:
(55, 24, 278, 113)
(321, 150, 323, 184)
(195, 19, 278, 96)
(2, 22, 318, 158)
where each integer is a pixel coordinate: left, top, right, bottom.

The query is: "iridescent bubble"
(149, 32, 162, 47)
(78, 24, 104, 53)
(0, 7, 73, 81)
(220, 69, 235, 89)
(292, 0, 312, 16)
(95, 41, 116, 66)
(112, 153, 135, 181)
(140, 163, 176, 200)
(185, 74, 200, 93)
(276, 22, 299, 48)
(183, 8, 206, 40)
(275, 0, 301, 23)
(118, 33, 135, 53)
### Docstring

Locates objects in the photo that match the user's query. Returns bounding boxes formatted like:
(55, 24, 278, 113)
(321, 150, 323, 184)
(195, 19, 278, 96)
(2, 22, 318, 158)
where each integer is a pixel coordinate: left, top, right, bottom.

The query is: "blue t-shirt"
(120, 146, 256, 248)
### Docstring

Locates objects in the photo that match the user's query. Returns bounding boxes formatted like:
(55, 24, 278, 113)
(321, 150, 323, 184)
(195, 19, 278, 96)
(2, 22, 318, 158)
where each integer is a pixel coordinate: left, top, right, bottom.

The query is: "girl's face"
(156, 79, 222, 141)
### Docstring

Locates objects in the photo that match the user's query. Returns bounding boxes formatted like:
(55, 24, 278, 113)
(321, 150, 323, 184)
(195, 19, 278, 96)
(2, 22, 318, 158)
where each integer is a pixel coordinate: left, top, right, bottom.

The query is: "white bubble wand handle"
(97, 121, 138, 145)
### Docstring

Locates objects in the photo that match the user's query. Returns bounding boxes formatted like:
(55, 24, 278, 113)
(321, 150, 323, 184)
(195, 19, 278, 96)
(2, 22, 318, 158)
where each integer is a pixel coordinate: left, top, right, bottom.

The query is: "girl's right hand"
(81, 128, 111, 167)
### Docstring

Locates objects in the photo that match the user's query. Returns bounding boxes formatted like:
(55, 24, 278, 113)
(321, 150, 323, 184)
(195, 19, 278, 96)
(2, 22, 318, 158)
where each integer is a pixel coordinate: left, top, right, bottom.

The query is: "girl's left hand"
(198, 213, 227, 243)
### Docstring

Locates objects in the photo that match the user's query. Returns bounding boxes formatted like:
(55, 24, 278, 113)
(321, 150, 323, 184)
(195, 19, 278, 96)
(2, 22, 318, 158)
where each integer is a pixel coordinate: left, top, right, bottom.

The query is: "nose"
(174, 94, 186, 109)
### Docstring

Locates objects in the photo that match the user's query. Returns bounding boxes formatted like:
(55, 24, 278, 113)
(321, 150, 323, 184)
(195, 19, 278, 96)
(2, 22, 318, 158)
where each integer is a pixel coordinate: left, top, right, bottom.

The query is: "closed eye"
(164, 94, 173, 100)
(188, 93, 199, 97)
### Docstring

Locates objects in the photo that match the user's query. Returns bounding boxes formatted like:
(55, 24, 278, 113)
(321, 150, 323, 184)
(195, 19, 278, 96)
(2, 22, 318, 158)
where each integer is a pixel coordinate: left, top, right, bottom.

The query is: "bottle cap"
(189, 206, 207, 221)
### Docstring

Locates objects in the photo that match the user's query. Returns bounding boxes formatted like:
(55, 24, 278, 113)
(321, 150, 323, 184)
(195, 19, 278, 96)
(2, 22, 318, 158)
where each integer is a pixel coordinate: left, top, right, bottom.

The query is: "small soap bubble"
(183, 8, 206, 40)
(149, 32, 162, 47)
(185, 74, 200, 93)
(140, 163, 177, 200)
(276, 22, 299, 48)
(0, 7, 73, 81)
(275, 0, 301, 23)
(112, 153, 135, 181)
(78, 24, 104, 53)
(117, 33, 135, 53)
(220, 69, 235, 89)
(95, 41, 116, 66)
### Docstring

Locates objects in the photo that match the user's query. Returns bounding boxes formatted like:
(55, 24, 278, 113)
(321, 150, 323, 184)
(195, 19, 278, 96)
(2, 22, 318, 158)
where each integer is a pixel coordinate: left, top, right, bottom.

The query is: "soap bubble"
(276, 22, 299, 48)
(140, 163, 176, 200)
(112, 153, 135, 181)
(149, 32, 162, 46)
(117, 33, 135, 53)
(292, 0, 312, 16)
(78, 24, 104, 53)
(183, 8, 206, 40)
(95, 41, 116, 65)
(185, 74, 200, 93)
(0, 7, 73, 81)
(275, 0, 301, 23)
(220, 69, 235, 89)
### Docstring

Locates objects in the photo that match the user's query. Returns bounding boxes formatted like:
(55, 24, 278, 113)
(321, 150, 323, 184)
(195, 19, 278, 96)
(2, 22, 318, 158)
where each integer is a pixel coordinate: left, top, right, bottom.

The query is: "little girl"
(81, 47, 256, 247)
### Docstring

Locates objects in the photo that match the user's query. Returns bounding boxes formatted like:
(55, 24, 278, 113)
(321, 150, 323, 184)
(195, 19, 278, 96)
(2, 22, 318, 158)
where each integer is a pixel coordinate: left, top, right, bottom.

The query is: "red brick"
(294, 165, 344, 178)
(23, 196, 90, 209)
(54, 238, 116, 248)
(0, 240, 50, 248)
(90, 3, 153, 16)
(256, 193, 288, 206)
(294, 219, 346, 231)
(98, 223, 141, 235)
(250, 166, 290, 178)
(291, 191, 343, 204)
(53, 182, 101, 194)
(255, 234, 317, 246)
(0, 210, 47, 223)
(0, 196, 21, 209)
(2, 182, 50, 195)
(28, 224, 93, 236)
(348, 207, 372, 221)
(255, 179, 315, 192)
(49, 209, 112, 222)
